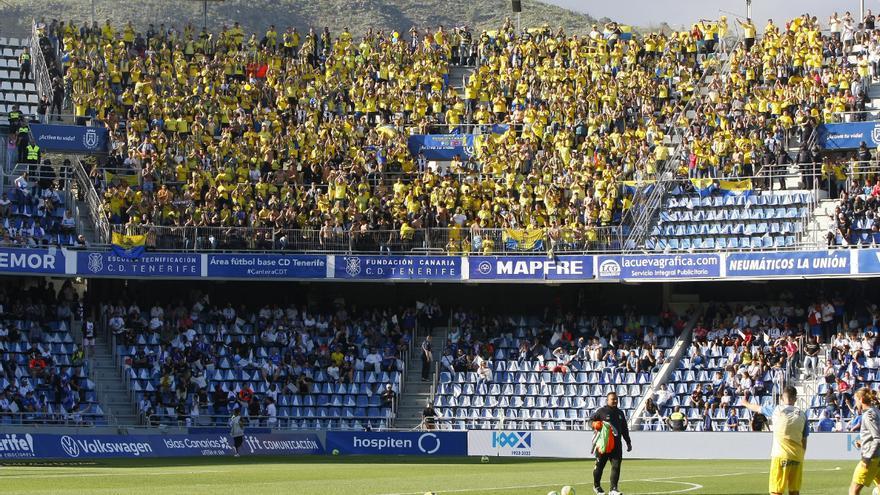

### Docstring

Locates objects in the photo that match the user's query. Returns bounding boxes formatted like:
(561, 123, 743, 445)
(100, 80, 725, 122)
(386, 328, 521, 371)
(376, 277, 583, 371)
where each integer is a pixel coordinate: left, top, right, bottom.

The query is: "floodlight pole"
(203, 0, 208, 31)
(862, 0, 866, 25)
(745, 0, 752, 20)
(90, 0, 95, 25)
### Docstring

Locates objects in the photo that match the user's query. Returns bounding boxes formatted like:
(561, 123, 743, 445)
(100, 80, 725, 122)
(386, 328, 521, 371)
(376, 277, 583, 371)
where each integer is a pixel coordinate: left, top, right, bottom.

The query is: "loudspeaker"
(511, 0, 522, 13)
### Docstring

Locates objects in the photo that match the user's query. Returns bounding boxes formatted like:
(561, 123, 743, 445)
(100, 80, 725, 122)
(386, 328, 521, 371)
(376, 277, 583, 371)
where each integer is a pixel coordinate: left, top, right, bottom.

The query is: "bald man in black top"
(590, 392, 631, 495)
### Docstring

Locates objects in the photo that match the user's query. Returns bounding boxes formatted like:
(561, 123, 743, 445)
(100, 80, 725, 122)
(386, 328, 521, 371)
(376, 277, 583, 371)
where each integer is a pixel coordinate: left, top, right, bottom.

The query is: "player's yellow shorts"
(769, 457, 803, 493)
(852, 457, 880, 486)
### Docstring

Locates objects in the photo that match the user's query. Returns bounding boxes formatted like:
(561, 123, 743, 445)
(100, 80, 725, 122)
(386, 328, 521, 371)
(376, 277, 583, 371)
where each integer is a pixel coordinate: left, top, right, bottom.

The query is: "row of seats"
(666, 192, 812, 209)
(0, 81, 37, 93)
(648, 235, 799, 251)
(654, 221, 804, 236)
(126, 366, 400, 386)
(0, 38, 30, 47)
(649, 191, 813, 251)
(0, 70, 29, 82)
(1, 93, 39, 105)
(435, 391, 643, 408)
(659, 208, 809, 223)
(436, 407, 618, 420)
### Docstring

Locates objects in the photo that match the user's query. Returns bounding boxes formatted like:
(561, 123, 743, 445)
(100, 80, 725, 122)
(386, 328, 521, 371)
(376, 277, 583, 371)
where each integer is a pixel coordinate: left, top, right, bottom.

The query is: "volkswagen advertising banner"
(468, 256, 593, 281)
(467, 430, 591, 458)
(325, 431, 467, 456)
(29, 124, 110, 153)
(0, 432, 323, 459)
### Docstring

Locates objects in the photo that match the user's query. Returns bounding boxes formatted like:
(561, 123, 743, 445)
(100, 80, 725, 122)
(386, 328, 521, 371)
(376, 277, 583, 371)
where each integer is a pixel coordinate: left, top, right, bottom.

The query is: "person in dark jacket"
(590, 392, 632, 495)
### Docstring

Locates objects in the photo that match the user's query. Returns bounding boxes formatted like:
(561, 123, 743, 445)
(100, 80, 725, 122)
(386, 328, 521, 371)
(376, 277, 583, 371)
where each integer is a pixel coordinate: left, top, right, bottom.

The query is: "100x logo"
(491, 432, 531, 449)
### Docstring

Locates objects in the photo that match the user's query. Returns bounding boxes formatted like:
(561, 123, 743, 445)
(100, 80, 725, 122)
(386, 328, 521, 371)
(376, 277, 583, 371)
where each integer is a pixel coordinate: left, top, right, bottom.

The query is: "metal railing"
(102, 223, 624, 254)
(30, 21, 53, 103)
(73, 157, 110, 243)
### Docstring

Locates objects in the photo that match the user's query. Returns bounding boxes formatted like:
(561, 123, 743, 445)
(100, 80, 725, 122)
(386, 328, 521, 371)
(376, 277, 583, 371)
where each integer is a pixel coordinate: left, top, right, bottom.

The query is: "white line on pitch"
(374, 466, 842, 495)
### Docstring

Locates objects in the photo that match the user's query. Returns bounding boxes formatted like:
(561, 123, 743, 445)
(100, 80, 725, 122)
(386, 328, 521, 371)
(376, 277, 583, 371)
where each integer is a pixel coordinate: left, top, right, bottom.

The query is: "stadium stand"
(432, 308, 684, 430)
(0, 37, 40, 127)
(3, 171, 80, 247)
(36, 18, 723, 253)
(806, 299, 880, 430)
(647, 189, 815, 251)
(0, 280, 103, 425)
(106, 297, 417, 429)
(826, 183, 880, 246)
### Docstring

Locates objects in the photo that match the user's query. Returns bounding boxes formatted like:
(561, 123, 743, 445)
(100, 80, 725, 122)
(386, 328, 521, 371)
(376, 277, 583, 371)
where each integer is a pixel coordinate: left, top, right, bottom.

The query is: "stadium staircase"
(88, 329, 139, 425)
(628, 305, 701, 431)
(803, 199, 837, 248)
(394, 326, 447, 429)
(624, 49, 731, 250)
(792, 346, 827, 416)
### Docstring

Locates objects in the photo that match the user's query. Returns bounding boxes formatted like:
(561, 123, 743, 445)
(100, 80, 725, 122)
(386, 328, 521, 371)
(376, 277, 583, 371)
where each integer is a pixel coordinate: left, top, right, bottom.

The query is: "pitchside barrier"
(0, 431, 862, 460)
(1, 247, 877, 283)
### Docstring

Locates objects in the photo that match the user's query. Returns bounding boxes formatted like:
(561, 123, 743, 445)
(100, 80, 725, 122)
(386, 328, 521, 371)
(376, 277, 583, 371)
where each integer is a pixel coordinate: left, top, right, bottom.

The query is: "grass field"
(0, 457, 859, 495)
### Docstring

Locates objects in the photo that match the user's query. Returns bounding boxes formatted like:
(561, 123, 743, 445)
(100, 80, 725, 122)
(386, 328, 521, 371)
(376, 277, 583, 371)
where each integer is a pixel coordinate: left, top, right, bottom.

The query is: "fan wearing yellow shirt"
(744, 386, 808, 495)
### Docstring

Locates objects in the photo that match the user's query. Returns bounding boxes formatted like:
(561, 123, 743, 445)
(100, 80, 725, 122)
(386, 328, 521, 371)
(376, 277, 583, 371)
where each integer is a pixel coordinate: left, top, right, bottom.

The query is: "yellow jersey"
(763, 405, 808, 461)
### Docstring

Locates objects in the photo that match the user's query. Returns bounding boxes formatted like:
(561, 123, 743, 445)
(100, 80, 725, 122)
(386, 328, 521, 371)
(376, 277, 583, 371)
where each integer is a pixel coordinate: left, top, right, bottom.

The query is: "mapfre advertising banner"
(467, 430, 592, 458)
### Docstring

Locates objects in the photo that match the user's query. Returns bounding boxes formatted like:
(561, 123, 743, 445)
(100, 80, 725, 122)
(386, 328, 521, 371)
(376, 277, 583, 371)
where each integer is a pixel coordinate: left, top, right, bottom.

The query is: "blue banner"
(597, 254, 722, 280)
(0, 432, 323, 459)
(727, 250, 851, 277)
(76, 252, 200, 277)
(859, 250, 880, 274)
(818, 122, 880, 150)
(325, 431, 466, 456)
(0, 247, 66, 275)
(469, 256, 593, 280)
(207, 254, 326, 278)
(29, 124, 109, 153)
(407, 134, 475, 160)
(335, 255, 461, 280)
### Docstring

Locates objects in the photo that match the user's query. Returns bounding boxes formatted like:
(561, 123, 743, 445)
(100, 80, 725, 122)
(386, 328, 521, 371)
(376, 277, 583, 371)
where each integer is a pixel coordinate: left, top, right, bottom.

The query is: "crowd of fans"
(643, 294, 851, 431)
(808, 299, 880, 429)
(104, 293, 420, 426)
(3, 168, 85, 248)
(435, 306, 683, 406)
(672, 13, 866, 183)
(37, 15, 735, 252)
(0, 280, 95, 424)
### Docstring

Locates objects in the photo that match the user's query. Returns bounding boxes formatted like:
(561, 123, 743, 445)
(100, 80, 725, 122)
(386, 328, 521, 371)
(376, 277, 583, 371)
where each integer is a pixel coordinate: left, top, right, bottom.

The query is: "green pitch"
(0, 457, 854, 494)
